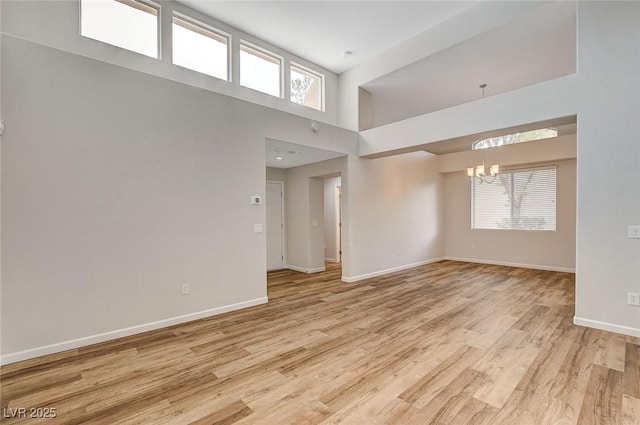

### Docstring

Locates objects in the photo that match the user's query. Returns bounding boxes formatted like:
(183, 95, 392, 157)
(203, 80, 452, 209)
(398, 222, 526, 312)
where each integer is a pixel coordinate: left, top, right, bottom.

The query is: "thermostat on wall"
(251, 196, 262, 205)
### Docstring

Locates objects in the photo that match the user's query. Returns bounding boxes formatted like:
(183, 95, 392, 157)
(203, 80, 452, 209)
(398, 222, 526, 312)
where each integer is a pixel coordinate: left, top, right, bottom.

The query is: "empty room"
(1, 1, 638, 424)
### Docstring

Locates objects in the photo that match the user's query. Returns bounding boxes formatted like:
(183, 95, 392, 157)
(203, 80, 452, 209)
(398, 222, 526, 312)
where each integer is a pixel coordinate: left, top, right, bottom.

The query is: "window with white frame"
(472, 128, 558, 150)
(472, 166, 557, 231)
(172, 16, 229, 80)
(80, 0, 159, 58)
(240, 43, 282, 97)
(290, 63, 323, 111)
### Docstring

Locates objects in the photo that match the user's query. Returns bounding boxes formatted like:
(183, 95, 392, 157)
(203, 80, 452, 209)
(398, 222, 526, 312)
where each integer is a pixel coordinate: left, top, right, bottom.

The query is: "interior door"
(266, 181, 284, 270)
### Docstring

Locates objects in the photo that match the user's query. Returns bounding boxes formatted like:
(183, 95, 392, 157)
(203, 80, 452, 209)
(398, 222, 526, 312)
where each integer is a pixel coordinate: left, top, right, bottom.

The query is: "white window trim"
(76, 1, 332, 117)
(290, 61, 325, 112)
(239, 40, 284, 98)
(172, 12, 231, 81)
(471, 164, 558, 232)
(79, 0, 162, 59)
(496, 164, 558, 174)
(472, 128, 559, 151)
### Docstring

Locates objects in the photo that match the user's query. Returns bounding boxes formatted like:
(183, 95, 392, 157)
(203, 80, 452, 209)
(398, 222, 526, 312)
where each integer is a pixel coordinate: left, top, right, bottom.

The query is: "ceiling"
(363, 0, 577, 127)
(266, 139, 346, 169)
(176, 1, 477, 73)
(176, 1, 578, 161)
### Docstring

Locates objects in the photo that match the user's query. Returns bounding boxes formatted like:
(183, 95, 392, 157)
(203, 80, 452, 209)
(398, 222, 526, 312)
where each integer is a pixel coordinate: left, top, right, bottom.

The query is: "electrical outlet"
(628, 226, 640, 239)
(182, 284, 189, 295)
(628, 292, 640, 306)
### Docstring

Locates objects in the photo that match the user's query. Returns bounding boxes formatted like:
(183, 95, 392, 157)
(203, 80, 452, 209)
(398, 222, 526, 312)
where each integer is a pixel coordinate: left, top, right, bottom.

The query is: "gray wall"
(574, 1, 640, 334)
(345, 151, 444, 280)
(284, 158, 346, 273)
(0, 0, 340, 126)
(444, 159, 576, 271)
(8, 1, 633, 361)
(266, 167, 286, 182)
(0, 35, 357, 359)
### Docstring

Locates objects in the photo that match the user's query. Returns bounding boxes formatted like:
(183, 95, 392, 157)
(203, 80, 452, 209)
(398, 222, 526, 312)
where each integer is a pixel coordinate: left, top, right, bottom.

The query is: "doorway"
(338, 186, 342, 263)
(264, 138, 347, 276)
(266, 181, 284, 270)
(323, 176, 342, 265)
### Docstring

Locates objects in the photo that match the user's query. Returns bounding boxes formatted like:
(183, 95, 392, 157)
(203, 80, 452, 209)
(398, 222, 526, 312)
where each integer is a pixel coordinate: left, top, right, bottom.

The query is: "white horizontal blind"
(472, 167, 557, 231)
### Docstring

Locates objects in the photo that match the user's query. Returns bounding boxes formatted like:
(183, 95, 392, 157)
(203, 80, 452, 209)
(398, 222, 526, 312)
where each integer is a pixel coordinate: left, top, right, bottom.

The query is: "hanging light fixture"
(467, 83, 500, 184)
(467, 155, 500, 183)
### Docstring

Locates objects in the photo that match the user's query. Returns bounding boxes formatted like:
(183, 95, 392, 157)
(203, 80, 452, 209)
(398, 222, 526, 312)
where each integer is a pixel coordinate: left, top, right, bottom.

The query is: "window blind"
(472, 166, 557, 231)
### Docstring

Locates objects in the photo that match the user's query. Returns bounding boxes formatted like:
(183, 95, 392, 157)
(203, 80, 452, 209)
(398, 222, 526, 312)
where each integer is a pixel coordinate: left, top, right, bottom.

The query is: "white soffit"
(176, 1, 478, 73)
(363, 0, 577, 127)
(266, 139, 346, 169)
(422, 116, 577, 156)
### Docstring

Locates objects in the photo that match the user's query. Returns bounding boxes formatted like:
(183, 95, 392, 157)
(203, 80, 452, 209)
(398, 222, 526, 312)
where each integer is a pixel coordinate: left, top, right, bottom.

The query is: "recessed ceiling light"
(276, 156, 283, 160)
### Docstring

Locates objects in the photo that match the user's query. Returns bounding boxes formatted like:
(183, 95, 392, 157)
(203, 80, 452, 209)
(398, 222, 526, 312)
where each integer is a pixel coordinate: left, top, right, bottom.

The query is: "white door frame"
(337, 185, 342, 263)
(266, 180, 285, 270)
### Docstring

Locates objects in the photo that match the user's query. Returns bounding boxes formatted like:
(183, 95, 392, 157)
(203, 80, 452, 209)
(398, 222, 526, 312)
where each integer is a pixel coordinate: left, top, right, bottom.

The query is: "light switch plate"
(628, 226, 640, 239)
(254, 223, 263, 233)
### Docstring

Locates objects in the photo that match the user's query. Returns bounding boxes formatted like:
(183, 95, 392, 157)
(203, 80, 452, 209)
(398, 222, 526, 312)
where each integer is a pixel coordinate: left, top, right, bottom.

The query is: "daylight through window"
(290, 64, 323, 111)
(172, 16, 229, 80)
(473, 128, 558, 150)
(240, 43, 281, 97)
(472, 167, 557, 231)
(80, 0, 159, 58)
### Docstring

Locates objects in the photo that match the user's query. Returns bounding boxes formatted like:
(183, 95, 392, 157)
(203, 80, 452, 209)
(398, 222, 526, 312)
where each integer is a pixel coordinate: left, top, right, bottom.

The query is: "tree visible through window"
(473, 128, 557, 150)
(290, 64, 323, 111)
(291, 74, 312, 105)
(471, 128, 558, 231)
(472, 167, 557, 231)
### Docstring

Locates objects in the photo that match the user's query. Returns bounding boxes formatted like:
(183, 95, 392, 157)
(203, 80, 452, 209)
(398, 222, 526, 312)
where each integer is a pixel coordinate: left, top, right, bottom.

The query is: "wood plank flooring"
(1, 260, 638, 424)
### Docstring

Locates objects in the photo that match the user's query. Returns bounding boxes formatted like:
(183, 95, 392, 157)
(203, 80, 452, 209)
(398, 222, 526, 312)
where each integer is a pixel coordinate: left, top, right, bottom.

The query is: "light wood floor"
(1, 261, 639, 424)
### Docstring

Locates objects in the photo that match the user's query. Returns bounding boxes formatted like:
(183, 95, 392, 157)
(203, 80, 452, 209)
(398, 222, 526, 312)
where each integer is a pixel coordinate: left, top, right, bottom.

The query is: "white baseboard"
(285, 264, 326, 274)
(443, 256, 575, 273)
(324, 258, 338, 263)
(341, 257, 445, 283)
(0, 297, 268, 366)
(573, 316, 640, 338)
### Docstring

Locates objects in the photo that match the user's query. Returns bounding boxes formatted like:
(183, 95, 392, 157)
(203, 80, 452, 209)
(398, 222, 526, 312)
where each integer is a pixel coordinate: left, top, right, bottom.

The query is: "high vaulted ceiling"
(177, 0, 478, 73)
(177, 0, 577, 144)
(363, 1, 577, 127)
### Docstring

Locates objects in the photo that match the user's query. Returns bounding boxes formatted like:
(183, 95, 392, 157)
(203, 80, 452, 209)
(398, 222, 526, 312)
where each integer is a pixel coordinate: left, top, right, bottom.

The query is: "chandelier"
(467, 83, 500, 184)
(467, 161, 500, 184)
